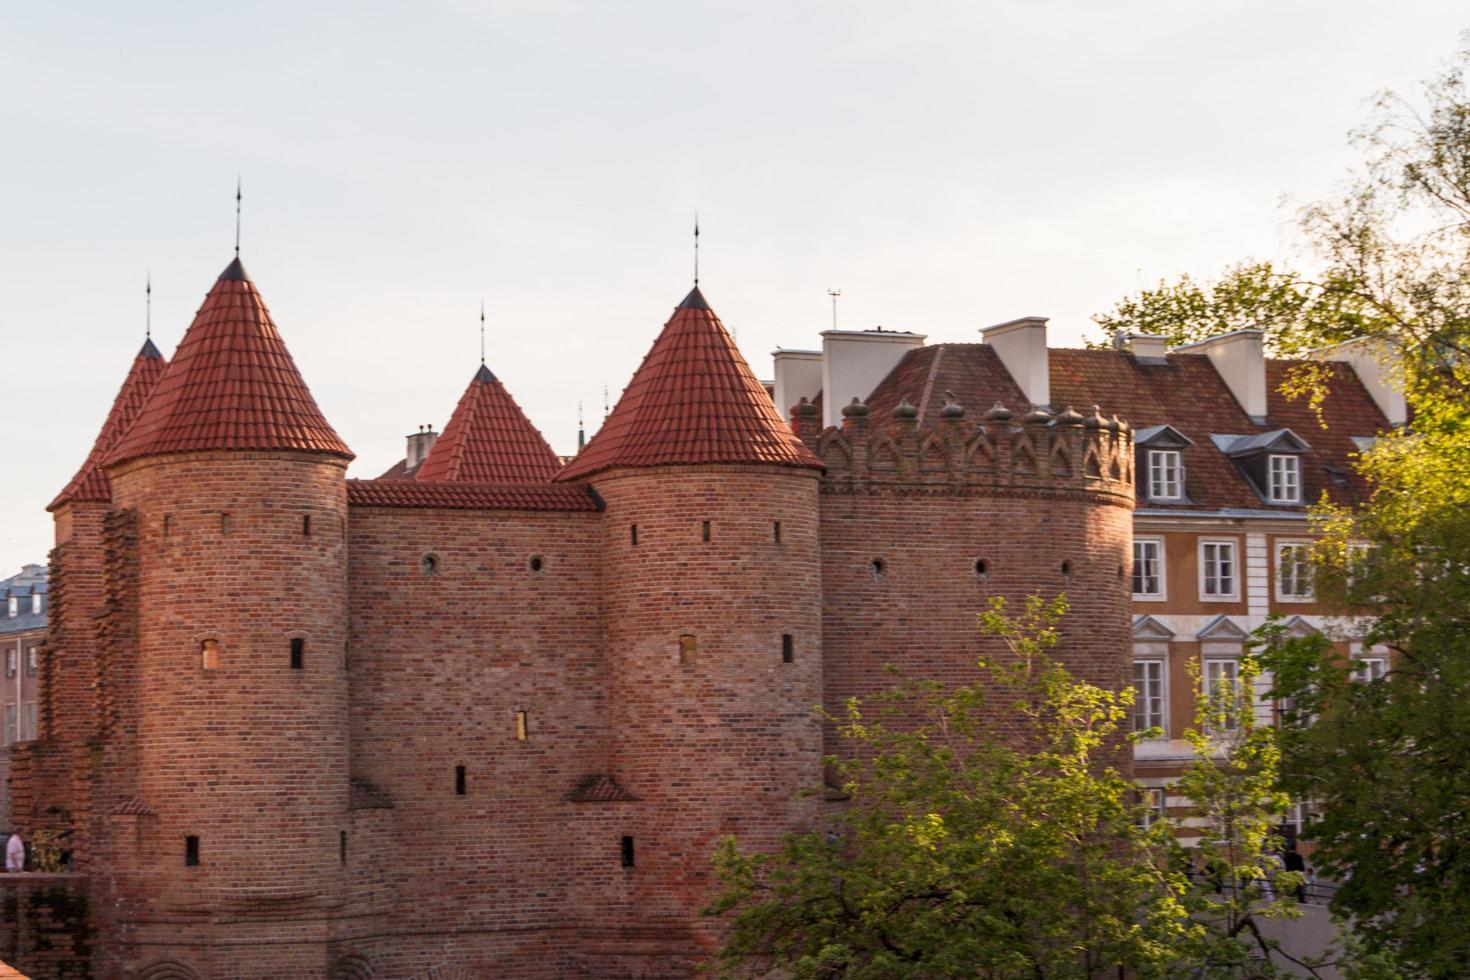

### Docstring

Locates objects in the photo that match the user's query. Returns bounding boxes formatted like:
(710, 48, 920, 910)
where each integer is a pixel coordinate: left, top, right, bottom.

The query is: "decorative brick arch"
(135, 961, 202, 980)
(328, 953, 376, 980)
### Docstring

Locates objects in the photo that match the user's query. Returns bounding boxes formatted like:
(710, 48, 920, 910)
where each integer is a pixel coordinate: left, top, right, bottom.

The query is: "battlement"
(792, 396, 1134, 503)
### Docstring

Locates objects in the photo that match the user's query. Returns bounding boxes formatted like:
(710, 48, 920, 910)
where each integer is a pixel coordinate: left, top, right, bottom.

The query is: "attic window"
(1268, 455, 1301, 503)
(1146, 450, 1183, 501)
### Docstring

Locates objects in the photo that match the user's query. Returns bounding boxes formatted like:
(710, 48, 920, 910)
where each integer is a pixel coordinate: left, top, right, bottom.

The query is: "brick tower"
(98, 257, 355, 978)
(558, 286, 826, 972)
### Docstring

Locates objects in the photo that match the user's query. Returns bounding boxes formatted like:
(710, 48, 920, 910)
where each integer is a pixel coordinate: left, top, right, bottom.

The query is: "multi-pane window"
(1352, 656, 1388, 683)
(1141, 787, 1167, 828)
(26, 647, 37, 677)
(1268, 454, 1301, 503)
(1132, 539, 1163, 597)
(4, 649, 13, 678)
(1203, 658, 1243, 731)
(1147, 450, 1183, 501)
(1132, 660, 1165, 734)
(1200, 540, 1237, 599)
(1277, 543, 1315, 599)
(23, 703, 35, 741)
(31, 593, 42, 615)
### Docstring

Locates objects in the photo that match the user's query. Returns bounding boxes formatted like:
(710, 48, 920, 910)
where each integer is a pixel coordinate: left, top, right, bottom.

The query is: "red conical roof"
(49, 339, 168, 510)
(415, 364, 562, 484)
(106, 258, 352, 467)
(557, 287, 821, 482)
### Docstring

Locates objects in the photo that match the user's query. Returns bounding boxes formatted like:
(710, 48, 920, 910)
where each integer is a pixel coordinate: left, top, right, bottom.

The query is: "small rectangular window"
(220, 513, 232, 534)
(1132, 539, 1162, 597)
(455, 765, 467, 795)
(32, 594, 43, 615)
(1132, 660, 1165, 734)
(201, 639, 221, 671)
(6, 597, 15, 617)
(781, 634, 794, 663)
(515, 711, 529, 741)
(340, 830, 348, 865)
(3, 705, 14, 747)
(620, 835, 635, 868)
(1268, 454, 1301, 503)
(1277, 542, 1315, 599)
(1147, 450, 1183, 501)
(631, 525, 638, 545)
(1138, 787, 1167, 829)
(23, 703, 35, 741)
(302, 514, 312, 536)
(773, 521, 782, 544)
(290, 638, 305, 670)
(162, 514, 172, 537)
(701, 520, 711, 543)
(1201, 540, 1238, 599)
(5, 649, 15, 678)
(185, 836, 201, 867)
(679, 634, 697, 665)
(26, 647, 38, 676)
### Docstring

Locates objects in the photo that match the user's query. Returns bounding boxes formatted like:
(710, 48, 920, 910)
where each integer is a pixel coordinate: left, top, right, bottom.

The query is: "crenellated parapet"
(791, 395, 1134, 504)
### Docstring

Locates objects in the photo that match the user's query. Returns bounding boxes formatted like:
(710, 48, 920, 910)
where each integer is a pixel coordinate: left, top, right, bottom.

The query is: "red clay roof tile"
(347, 479, 600, 512)
(49, 339, 167, 510)
(105, 259, 352, 467)
(557, 287, 821, 481)
(415, 364, 561, 484)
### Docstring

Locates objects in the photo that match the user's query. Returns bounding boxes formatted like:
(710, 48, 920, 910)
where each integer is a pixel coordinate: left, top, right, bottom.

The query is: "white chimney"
(1177, 329, 1268, 422)
(1314, 337, 1408, 427)
(820, 329, 926, 428)
(981, 316, 1050, 409)
(1113, 331, 1169, 364)
(406, 426, 438, 470)
(771, 349, 823, 419)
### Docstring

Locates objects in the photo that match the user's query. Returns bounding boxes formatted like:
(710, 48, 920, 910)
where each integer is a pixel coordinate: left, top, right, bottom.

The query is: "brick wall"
(0, 874, 90, 980)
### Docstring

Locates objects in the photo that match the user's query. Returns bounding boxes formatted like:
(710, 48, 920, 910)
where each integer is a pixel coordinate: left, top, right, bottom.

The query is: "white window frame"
(1139, 786, 1168, 828)
(1276, 541, 1316, 601)
(1352, 656, 1388, 684)
(31, 593, 42, 615)
(1198, 538, 1240, 601)
(1203, 656, 1244, 732)
(1147, 450, 1184, 502)
(22, 703, 35, 741)
(25, 647, 37, 677)
(4, 649, 14, 678)
(1268, 454, 1302, 504)
(1132, 537, 1166, 600)
(3, 705, 14, 746)
(1132, 657, 1167, 736)
(6, 597, 15, 617)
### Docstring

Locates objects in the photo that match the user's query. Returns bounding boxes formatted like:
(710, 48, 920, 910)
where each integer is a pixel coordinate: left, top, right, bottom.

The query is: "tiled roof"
(567, 773, 639, 802)
(49, 339, 167, 510)
(557, 287, 822, 481)
(347, 479, 601, 512)
(105, 258, 352, 468)
(415, 364, 561, 484)
(864, 344, 1389, 511)
(377, 457, 415, 480)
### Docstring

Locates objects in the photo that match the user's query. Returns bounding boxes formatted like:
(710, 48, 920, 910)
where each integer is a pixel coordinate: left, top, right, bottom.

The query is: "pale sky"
(2, 1, 1465, 569)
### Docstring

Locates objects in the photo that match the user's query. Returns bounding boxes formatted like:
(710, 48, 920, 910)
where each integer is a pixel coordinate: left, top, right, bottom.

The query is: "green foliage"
(706, 595, 1190, 978)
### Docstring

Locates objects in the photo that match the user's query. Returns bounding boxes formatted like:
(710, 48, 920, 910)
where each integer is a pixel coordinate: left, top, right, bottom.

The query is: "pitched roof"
(346, 479, 601, 512)
(557, 286, 821, 481)
(49, 339, 167, 510)
(414, 364, 561, 484)
(105, 258, 352, 468)
(863, 343, 1390, 511)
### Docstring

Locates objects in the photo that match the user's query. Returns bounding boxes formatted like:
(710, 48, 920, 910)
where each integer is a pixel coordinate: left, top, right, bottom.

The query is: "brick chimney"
(1176, 330, 1267, 422)
(771, 349, 823, 419)
(820, 329, 926, 429)
(982, 316, 1050, 409)
(406, 425, 438, 470)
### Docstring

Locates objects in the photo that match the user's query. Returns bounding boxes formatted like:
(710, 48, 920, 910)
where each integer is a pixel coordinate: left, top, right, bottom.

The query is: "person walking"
(5, 829, 24, 873)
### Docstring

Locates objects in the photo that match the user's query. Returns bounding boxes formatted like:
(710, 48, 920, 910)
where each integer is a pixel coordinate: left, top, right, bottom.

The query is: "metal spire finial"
(234, 176, 242, 256)
(480, 301, 486, 365)
(146, 272, 152, 339)
(828, 288, 841, 331)
(693, 214, 700, 286)
(603, 385, 610, 421)
(577, 400, 586, 451)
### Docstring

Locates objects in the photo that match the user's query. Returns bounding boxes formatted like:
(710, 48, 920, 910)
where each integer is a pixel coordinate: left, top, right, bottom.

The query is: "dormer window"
(32, 593, 43, 615)
(1147, 450, 1183, 501)
(6, 597, 15, 617)
(1268, 454, 1301, 503)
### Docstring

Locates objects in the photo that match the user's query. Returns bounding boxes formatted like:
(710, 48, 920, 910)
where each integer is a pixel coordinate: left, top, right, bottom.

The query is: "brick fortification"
(15, 268, 1134, 979)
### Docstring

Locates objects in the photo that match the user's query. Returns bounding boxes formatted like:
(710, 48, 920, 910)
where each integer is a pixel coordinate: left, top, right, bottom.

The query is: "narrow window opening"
(219, 513, 231, 535)
(185, 835, 200, 867)
(162, 514, 172, 537)
(200, 639, 220, 671)
(701, 520, 711, 543)
(302, 514, 312, 536)
(620, 835, 635, 868)
(421, 553, 439, 576)
(1060, 560, 1073, 580)
(773, 521, 782, 544)
(870, 558, 886, 578)
(515, 710, 529, 741)
(679, 634, 697, 665)
(340, 830, 347, 865)
(781, 634, 794, 663)
(974, 559, 987, 577)
(529, 554, 544, 572)
(290, 638, 305, 670)
(631, 525, 638, 545)
(455, 765, 467, 795)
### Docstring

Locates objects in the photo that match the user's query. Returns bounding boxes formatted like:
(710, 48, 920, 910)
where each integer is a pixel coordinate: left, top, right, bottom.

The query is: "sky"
(1, 1, 1465, 569)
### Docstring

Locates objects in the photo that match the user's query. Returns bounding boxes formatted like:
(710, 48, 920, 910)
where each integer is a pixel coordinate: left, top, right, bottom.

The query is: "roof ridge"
(415, 365, 561, 484)
(50, 343, 169, 510)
